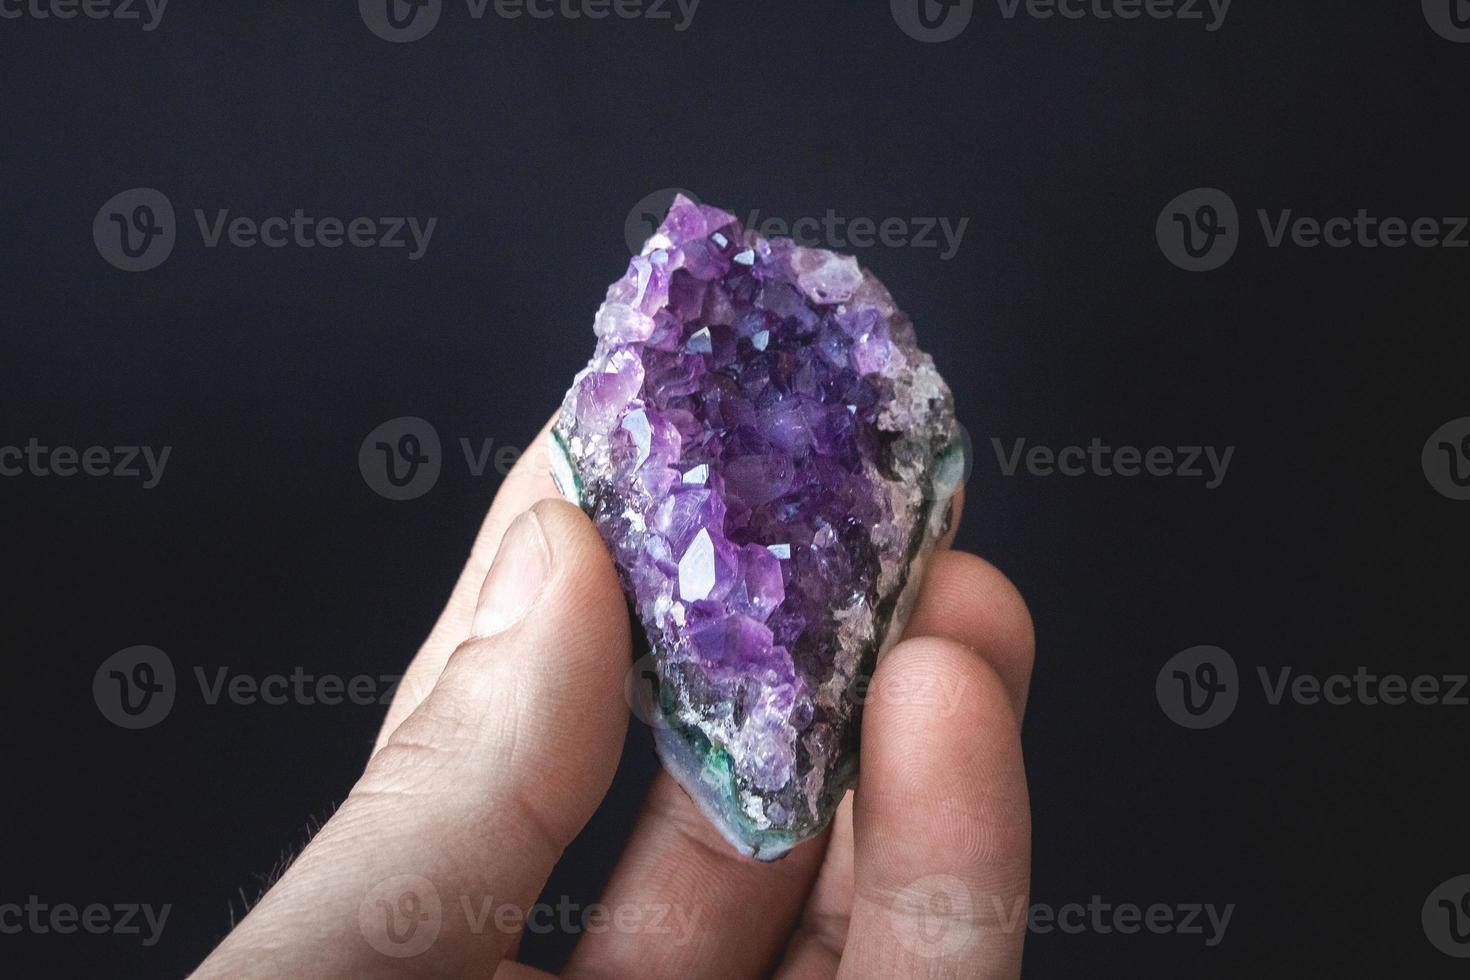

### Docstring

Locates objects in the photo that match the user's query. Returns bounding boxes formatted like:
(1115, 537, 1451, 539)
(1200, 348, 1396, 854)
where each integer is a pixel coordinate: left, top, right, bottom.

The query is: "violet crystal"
(551, 196, 962, 859)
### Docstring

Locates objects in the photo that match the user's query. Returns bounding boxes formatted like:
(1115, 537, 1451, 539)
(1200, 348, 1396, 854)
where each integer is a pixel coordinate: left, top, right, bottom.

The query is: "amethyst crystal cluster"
(552, 196, 961, 859)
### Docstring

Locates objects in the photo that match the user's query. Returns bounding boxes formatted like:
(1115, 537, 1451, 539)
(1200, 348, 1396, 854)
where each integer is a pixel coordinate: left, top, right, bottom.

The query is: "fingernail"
(471, 510, 550, 638)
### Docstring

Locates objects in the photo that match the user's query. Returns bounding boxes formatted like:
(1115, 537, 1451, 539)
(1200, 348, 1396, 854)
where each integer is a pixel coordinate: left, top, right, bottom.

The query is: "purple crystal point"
(553, 195, 961, 859)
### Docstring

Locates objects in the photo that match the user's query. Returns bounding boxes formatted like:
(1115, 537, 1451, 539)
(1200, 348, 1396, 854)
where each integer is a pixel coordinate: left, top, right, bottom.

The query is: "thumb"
(196, 499, 631, 979)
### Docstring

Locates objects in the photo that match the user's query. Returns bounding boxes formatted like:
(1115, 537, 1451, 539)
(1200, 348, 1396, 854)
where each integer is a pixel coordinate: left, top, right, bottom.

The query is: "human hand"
(194, 417, 1034, 979)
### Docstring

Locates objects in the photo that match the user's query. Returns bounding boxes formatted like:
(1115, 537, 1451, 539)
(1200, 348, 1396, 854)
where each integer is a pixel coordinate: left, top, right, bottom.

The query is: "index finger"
(837, 588, 1034, 980)
(375, 414, 561, 752)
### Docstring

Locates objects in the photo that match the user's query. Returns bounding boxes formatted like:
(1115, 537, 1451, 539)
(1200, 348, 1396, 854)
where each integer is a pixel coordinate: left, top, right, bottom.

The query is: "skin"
(195, 416, 1035, 979)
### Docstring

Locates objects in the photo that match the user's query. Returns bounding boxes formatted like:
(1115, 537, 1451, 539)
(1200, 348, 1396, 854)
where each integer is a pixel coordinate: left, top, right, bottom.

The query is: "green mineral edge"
(663, 720, 805, 859)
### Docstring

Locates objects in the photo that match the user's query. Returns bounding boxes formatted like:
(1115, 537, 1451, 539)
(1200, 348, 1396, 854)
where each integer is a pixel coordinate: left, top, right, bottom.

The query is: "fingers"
(195, 500, 630, 979)
(559, 491, 973, 980)
(769, 553, 1034, 980)
(771, 793, 856, 980)
(561, 772, 830, 980)
(837, 637, 1032, 979)
(902, 549, 1036, 717)
(833, 548, 1033, 980)
(376, 415, 562, 752)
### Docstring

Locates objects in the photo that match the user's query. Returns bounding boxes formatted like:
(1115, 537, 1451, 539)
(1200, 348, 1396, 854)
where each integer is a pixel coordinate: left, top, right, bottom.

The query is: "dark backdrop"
(3, 1, 1467, 976)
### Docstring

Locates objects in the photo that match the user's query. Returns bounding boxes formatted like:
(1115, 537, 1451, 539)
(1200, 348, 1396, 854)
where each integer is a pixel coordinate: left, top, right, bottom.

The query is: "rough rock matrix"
(552, 195, 961, 859)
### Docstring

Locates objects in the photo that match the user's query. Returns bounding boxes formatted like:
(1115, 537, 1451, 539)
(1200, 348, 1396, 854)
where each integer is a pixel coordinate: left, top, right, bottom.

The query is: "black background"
(3, 1, 1468, 976)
